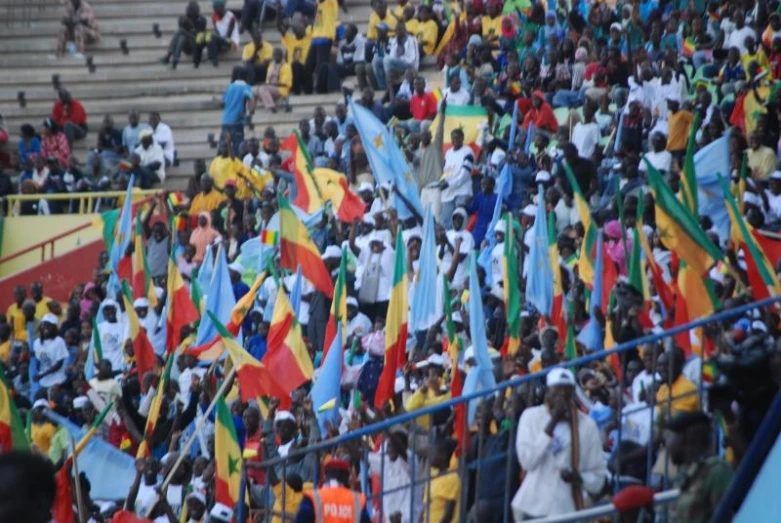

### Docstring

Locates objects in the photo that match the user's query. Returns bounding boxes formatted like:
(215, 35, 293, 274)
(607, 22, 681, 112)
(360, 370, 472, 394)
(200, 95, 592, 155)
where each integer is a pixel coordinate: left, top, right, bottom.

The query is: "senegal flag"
(215, 396, 242, 508)
(548, 212, 566, 340)
(562, 160, 597, 288)
(313, 168, 365, 223)
(0, 363, 28, 451)
(137, 354, 173, 458)
(645, 161, 722, 276)
(165, 246, 200, 354)
(132, 214, 158, 308)
(680, 113, 701, 216)
(430, 104, 488, 156)
(443, 274, 467, 453)
(503, 215, 521, 356)
(121, 282, 156, 391)
(278, 194, 334, 298)
(322, 247, 347, 359)
(721, 175, 781, 299)
(264, 288, 315, 395)
(280, 133, 324, 214)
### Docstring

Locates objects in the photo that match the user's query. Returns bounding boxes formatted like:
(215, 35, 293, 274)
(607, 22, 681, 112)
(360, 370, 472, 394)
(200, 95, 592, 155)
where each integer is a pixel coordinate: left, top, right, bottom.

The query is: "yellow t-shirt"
(268, 62, 293, 97)
(405, 18, 419, 37)
(282, 27, 312, 65)
(0, 341, 9, 364)
(209, 156, 241, 189)
(424, 467, 460, 523)
(189, 190, 227, 215)
(367, 11, 398, 40)
(272, 482, 303, 523)
(31, 422, 57, 453)
(242, 40, 274, 63)
(741, 49, 770, 79)
(656, 375, 700, 418)
(416, 19, 439, 55)
(34, 297, 53, 320)
(311, 0, 339, 41)
(404, 388, 452, 429)
(666, 110, 694, 152)
(6, 303, 27, 342)
(482, 15, 503, 42)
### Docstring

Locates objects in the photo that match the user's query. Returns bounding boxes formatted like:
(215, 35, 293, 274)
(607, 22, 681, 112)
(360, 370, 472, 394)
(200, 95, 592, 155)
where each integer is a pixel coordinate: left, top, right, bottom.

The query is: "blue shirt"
(222, 80, 253, 125)
(467, 191, 498, 246)
(246, 334, 267, 362)
(18, 137, 41, 163)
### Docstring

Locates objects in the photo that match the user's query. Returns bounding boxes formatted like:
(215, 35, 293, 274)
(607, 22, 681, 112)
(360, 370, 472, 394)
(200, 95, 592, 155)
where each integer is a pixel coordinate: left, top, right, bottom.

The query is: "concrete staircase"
(0, 0, 440, 190)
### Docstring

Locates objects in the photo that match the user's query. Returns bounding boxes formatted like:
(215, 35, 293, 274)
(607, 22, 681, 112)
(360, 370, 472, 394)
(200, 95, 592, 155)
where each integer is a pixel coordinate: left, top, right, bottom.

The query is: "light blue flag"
(524, 122, 534, 155)
(409, 206, 439, 332)
(27, 322, 40, 399)
(577, 229, 604, 351)
(614, 111, 624, 153)
(463, 253, 497, 425)
(508, 98, 520, 149)
(311, 324, 342, 434)
(290, 265, 304, 318)
(108, 175, 135, 272)
(196, 243, 215, 294)
(195, 246, 237, 345)
(478, 164, 510, 286)
(150, 304, 167, 356)
(84, 332, 96, 381)
(44, 409, 136, 500)
(693, 133, 731, 244)
(525, 185, 554, 316)
(349, 99, 423, 220)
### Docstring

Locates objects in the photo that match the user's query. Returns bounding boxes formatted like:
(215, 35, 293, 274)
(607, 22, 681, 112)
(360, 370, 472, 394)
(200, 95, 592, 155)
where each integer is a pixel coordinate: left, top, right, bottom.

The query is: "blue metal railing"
(239, 295, 781, 522)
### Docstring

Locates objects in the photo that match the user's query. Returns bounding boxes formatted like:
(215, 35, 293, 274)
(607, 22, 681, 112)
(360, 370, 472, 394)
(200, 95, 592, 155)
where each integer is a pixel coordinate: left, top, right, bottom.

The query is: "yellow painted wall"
(0, 215, 100, 277)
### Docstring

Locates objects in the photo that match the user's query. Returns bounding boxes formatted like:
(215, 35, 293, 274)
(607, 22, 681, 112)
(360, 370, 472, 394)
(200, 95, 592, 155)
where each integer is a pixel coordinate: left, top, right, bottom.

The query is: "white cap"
(494, 220, 506, 233)
(33, 399, 49, 410)
(41, 313, 59, 326)
(546, 367, 576, 387)
(274, 410, 296, 423)
(346, 296, 359, 308)
(210, 503, 234, 522)
(463, 345, 475, 362)
(322, 245, 342, 260)
(490, 285, 504, 301)
(535, 170, 551, 183)
(362, 214, 376, 226)
(522, 204, 537, 217)
(139, 128, 154, 139)
(771, 171, 781, 181)
(228, 262, 244, 274)
(186, 490, 207, 505)
(610, 22, 623, 32)
(358, 182, 374, 193)
(102, 298, 118, 309)
(490, 148, 506, 166)
(451, 310, 463, 324)
(751, 320, 768, 333)
(370, 229, 392, 246)
(73, 396, 89, 409)
(133, 297, 149, 309)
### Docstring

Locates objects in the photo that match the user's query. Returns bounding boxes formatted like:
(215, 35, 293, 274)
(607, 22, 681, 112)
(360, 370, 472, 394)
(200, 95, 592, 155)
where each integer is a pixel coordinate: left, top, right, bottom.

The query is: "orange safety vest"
(305, 486, 366, 523)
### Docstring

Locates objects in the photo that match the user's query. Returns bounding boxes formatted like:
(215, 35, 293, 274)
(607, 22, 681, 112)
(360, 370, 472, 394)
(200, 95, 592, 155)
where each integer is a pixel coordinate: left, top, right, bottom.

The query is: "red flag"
(53, 461, 74, 523)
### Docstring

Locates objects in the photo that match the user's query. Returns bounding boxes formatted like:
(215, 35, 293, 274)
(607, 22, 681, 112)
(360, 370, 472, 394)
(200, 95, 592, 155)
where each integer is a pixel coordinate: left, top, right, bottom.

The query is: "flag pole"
(160, 367, 237, 491)
(70, 437, 86, 523)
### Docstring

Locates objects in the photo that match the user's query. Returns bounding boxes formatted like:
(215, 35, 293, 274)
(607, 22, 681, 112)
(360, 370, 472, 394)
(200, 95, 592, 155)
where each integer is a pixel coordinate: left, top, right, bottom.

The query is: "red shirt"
(52, 99, 88, 127)
(410, 92, 438, 121)
(524, 102, 559, 133)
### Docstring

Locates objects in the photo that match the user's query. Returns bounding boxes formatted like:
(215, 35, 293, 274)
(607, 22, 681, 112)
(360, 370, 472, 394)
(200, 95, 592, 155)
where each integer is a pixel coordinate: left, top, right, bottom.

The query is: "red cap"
(613, 486, 654, 512)
(324, 458, 351, 472)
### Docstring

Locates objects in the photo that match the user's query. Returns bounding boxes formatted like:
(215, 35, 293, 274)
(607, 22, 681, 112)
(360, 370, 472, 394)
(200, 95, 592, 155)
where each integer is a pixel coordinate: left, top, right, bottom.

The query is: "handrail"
(245, 294, 781, 470)
(532, 489, 680, 522)
(3, 189, 163, 216)
(0, 221, 94, 266)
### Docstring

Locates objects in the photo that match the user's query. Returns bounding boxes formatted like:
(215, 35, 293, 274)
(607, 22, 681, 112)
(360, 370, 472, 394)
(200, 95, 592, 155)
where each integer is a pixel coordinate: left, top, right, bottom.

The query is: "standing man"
(440, 103, 474, 227)
(222, 66, 255, 156)
(30, 282, 53, 320)
(512, 368, 606, 520)
(32, 314, 69, 392)
(6, 286, 28, 342)
(96, 300, 127, 373)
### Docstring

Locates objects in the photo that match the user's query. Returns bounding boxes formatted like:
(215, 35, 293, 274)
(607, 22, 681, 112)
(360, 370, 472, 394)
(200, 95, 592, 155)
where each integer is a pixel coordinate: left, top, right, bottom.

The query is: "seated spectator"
(370, 23, 392, 90)
(40, 119, 70, 169)
(149, 112, 175, 167)
(280, 19, 313, 95)
(255, 48, 292, 112)
(748, 130, 777, 180)
(243, 28, 273, 85)
(132, 129, 166, 187)
(307, 0, 340, 94)
(56, 0, 99, 58)
(161, 0, 206, 69)
(337, 24, 368, 88)
(122, 110, 151, 155)
(86, 114, 122, 173)
(407, 76, 437, 132)
(18, 124, 41, 165)
(442, 74, 470, 106)
(481, 0, 502, 48)
(189, 175, 226, 215)
(383, 23, 419, 88)
(415, 5, 438, 56)
(51, 89, 87, 148)
(197, 0, 239, 68)
(367, 0, 397, 41)
(190, 212, 222, 264)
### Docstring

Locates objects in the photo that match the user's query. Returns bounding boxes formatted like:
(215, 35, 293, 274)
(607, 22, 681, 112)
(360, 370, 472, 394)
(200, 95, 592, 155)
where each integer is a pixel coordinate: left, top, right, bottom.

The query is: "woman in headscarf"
(604, 219, 631, 275)
(40, 118, 70, 168)
(56, 0, 100, 57)
(189, 212, 222, 264)
(541, 10, 564, 44)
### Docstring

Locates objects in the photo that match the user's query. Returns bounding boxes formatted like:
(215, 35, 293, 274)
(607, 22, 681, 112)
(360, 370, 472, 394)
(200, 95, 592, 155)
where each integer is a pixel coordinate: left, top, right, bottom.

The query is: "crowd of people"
(3, 0, 781, 522)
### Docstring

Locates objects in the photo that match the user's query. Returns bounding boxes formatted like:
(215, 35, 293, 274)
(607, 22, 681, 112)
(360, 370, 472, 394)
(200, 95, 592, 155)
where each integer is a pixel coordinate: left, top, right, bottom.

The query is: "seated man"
(161, 1, 206, 69)
(196, 0, 239, 68)
(242, 28, 273, 84)
(56, 0, 99, 58)
(337, 24, 368, 86)
(415, 5, 438, 56)
(51, 88, 88, 148)
(281, 19, 313, 95)
(149, 112, 175, 167)
(255, 47, 292, 112)
(383, 23, 419, 89)
(132, 129, 166, 187)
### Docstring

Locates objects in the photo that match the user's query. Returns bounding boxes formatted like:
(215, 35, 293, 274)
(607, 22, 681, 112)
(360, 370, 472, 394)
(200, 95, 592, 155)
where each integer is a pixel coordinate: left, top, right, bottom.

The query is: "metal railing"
(236, 296, 781, 523)
(3, 189, 163, 217)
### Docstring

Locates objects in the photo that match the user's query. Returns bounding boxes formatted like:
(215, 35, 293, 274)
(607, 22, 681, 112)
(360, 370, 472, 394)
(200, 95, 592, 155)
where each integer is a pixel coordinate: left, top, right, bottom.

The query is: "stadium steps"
(0, 0, 436, 190)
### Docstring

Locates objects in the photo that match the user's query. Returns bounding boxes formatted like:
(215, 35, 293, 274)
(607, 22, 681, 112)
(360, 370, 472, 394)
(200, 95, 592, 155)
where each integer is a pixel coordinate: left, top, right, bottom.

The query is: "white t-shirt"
(98, 321, 128, 372)
(34, 336, 69, 388)
(135, 143, 166, 182)
(442, 88, 470, 106)
(639, 150, 673, 174)
(88, 377, 122, 407)
(765, 189, 781, 223)
(491, 242, 504, 285)
(442, 230, 474, 289)
(571, 122, 601, 160)
(152, 122, 175, 165)
(215, 10, 240, 47)
(725, 26, 756, 54)
(442, 146, 474, 202)
(357, 246, 396, 302)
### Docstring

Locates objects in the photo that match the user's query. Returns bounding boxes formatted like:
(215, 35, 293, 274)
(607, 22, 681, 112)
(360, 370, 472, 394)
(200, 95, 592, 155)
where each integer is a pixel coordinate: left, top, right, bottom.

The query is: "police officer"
(294, 458, 370, 523)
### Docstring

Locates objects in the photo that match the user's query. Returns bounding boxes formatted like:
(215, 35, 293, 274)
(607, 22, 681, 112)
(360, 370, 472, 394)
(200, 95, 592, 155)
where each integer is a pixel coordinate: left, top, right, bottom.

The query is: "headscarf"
(189, 212, 221, 264)
(543, 11, 564, 41)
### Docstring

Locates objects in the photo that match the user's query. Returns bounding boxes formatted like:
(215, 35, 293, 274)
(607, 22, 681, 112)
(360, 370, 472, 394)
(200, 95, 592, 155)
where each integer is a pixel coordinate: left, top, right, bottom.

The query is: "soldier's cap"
(666, 411, 711, 433)
(324, 458, 351, 472)
(613, 485, 654, 512)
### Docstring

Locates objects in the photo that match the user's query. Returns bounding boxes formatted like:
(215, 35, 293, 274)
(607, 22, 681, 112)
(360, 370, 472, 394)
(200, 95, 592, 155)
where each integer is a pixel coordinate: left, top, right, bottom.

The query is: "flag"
(85, 317, 103, 381)
(635, 191, 674, 311)
(0, 363, 28, 451)
(323, 247, 347, 358)
(442, 275, 467, 453)
(504, 215, 523, 355)
(108, 176, 135, 273)
(213, 312, 289, 404)
(195, 246, 237, 346)
(311, 324, 342, 434)
(280, 133, 324, 214)
(187, 271, 266, 361)
(690, 132, 731, 243)
(577, 229, 604, 351)
(374, 230, 409, 409)
(680, 114, 701, 215)
(462, 253, 497, 425)
(196, 244, 215, 294)
(682, 37, 696, 58)
(278, 194, 334, 298)
(261, 229, 279, 246)
(433, 18, 456, 56)
(132, 213, 158, 308)
(265, 288, 315, 396)
(290, 265, 304, 318)
(349, 98, 422, 220)
(562, 161, 597, 288)
(409, 206, 440, 332)
(190, 278, 205, 316)
(312, 168, 365, 222)
(93, 207, 120, 252)
(549, 212, 566, 339)
(645, 161, 722, 276)
(478, 163, 511, 286)
(215, 395, 243, 507)
(430, 104, 488, 156)
(564, 325, 577, 362)
(165, 245, 200, 354)
(121, 282, 156, 392)
(137, 354, 173, 458)
(507, 97, 520, 149)
(721, 175, 781, 299)
(525, 187, 554, 316)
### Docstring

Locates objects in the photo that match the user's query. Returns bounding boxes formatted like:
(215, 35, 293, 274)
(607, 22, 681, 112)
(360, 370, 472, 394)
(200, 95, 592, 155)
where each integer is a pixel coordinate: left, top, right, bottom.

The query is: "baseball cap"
(546, 368, 576, 387)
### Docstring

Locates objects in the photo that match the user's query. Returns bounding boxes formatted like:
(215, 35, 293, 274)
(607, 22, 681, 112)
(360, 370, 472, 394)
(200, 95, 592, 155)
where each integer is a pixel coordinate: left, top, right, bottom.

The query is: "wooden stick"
(70, 437, 86, 523)
(160, 367, 237, 491)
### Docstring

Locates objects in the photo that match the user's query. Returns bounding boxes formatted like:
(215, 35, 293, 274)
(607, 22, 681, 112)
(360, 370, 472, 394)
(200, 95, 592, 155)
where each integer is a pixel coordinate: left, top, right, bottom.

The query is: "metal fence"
(238, 295, 781, 523)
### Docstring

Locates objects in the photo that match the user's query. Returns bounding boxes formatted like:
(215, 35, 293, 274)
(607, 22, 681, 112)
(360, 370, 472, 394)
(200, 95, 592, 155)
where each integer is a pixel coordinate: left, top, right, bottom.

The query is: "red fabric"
(52, 100, 87, 127)
(54, 461, 75, 523)
(602, 243, 618, 315)
(729, 93, 746, 137)
(42, 132, 71, 167)
(613, 485, 654, 512)
(753, 230, 781, 266)
(110, 511, 153, 523)
(523, 99, 559, 133)
(134, 330, 156, 393)
(515, 97, 532, 119)
(244, 430, 267, 485)
(410, 92, 438, 121)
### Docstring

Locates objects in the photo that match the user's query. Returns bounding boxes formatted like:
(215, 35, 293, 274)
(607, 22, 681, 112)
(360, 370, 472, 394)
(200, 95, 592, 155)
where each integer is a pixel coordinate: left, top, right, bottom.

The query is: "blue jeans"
(372, 54, 386, 90)
(221, 123, 244, 156)
(283, 0, 315, 18)
(552, 88, 585, 108)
